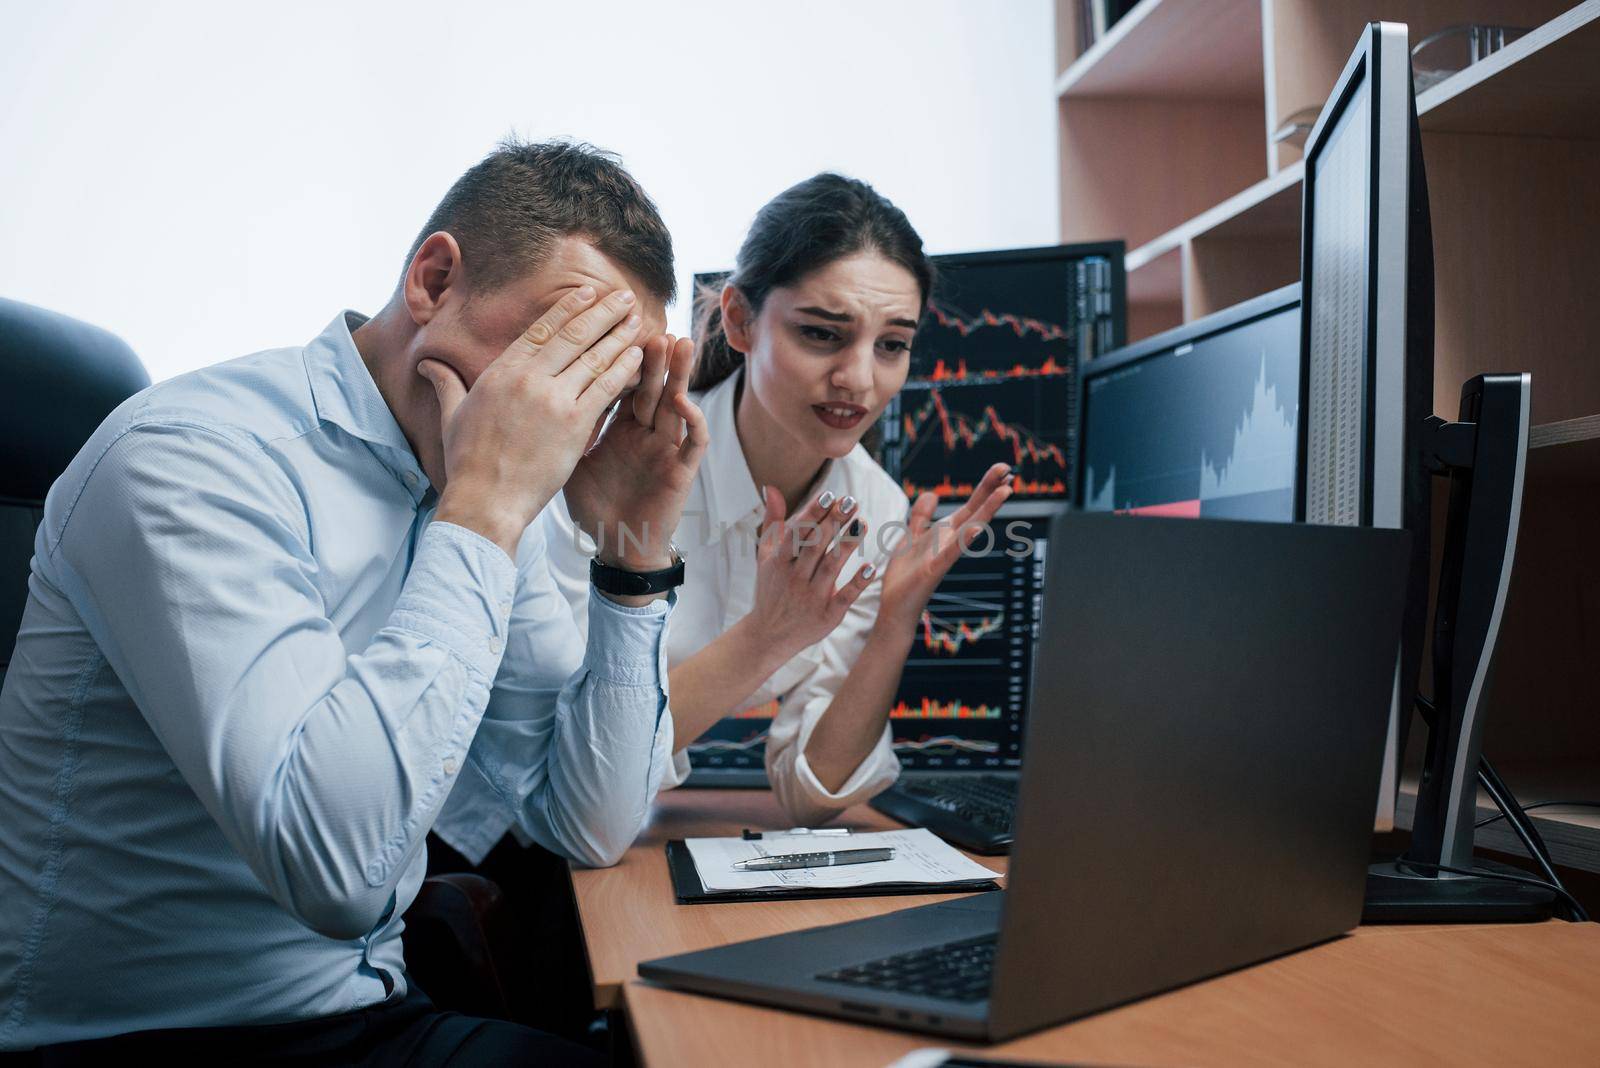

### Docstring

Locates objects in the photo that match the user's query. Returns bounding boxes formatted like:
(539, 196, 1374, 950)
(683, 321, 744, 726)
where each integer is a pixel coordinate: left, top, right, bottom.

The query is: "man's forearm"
(478, 587, 674, 867)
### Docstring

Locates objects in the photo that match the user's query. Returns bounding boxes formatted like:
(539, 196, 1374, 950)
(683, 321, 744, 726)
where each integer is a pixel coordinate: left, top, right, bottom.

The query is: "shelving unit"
(1055, 0, 1600, 877)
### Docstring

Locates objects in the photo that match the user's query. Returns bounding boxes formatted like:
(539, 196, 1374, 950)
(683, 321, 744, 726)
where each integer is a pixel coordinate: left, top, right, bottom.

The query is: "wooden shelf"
(1125, 246, 1183, 341)
(1531, 413, 1600, 450)
(1055, 0, 1264, 99)
(1526, 421, 1600, 488)
(1397, 768, 1600, 875)
(1417, 0, 1600, 139)
(1123, 1, 1600, 347)
(1125, 163, 1301, 275)
(1055, 0, 1269, 253)
(1261, 0, 1581, 172)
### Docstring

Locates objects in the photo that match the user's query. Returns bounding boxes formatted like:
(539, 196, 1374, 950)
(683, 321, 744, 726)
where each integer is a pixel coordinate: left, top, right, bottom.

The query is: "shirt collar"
(303, 311, 416, 457)
(699, 368, 840, 545)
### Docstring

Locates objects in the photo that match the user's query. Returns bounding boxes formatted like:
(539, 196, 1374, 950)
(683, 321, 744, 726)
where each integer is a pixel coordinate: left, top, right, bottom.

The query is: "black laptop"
(640, 512, 1410, 1042)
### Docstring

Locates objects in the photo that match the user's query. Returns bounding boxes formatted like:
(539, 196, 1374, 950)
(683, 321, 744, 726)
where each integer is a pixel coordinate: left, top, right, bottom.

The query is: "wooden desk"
(568, 789, 1006, 1010)
(571, 791, 1600, 1066)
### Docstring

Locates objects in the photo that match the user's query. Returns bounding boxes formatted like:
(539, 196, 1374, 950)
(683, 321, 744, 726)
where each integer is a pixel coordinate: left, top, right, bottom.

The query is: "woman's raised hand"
(745, 486, 878, 658)
(876, 462, 1014, 631)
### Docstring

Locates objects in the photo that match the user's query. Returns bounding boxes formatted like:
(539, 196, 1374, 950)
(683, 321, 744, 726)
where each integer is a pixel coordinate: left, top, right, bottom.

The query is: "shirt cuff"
(391, 521, 518, 683)
(789, 722, 901, 809)
(659, 747, 692, 791)
(583, 586, 673, 688)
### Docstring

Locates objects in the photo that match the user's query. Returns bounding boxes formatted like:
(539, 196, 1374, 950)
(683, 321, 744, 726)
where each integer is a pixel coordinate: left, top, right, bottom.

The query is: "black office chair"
(0, 299, 513, 1032)
(0, 298, 150, 682)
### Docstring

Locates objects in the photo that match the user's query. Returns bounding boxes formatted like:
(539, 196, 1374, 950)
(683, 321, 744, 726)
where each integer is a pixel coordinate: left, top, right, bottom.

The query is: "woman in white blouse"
(545, 173, 1012, 825)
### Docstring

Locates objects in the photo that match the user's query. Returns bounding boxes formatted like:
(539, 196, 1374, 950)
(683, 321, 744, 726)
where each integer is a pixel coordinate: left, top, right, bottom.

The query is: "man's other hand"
(563, 333, 708, 576)
(422, 286, 646, 556)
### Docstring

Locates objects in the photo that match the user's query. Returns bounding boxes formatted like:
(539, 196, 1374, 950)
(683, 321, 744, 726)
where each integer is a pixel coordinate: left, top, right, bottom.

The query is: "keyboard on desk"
(816, 933, 998, 1004)
(869, 775, 1017, 854)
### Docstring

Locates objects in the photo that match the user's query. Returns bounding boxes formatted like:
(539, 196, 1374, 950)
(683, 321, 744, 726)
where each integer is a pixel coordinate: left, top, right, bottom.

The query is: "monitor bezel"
(1074, 282, 1301, 509)
(1294, 22, 1413, 530)
(1293, 21, 1423, 834)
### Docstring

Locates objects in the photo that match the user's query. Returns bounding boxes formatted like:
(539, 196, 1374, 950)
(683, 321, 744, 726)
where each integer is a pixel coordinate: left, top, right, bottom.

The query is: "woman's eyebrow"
(796, 305, 850, 322)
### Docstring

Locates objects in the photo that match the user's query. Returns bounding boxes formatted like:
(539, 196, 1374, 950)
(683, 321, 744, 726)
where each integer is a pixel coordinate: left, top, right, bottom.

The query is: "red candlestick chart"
(888, 377, 1074, 502)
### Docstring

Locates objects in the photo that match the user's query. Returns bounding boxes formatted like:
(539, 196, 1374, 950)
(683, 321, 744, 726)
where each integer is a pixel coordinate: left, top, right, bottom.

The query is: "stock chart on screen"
(684, 518, 1049, 774)
(1080, 295, 1300, 522)
(880, 246, 1123, 505)
(890, 516, 1048, 771)
(687, 699, 778, 773)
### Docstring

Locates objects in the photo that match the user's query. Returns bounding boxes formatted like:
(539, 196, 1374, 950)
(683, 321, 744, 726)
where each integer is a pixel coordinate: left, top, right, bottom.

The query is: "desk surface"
(567, 789, 1006, 1010)
(571, 791, 1600, 1067)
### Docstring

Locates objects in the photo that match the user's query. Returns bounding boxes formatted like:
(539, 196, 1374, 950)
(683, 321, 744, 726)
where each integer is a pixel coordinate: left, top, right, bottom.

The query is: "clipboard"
(665, 839, 1001, 905)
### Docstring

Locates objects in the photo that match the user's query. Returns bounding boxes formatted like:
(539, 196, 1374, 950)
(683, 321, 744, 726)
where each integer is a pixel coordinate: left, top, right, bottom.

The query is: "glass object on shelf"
(1411, 24, 1532, 93)
(1271, 105, 1322, 150)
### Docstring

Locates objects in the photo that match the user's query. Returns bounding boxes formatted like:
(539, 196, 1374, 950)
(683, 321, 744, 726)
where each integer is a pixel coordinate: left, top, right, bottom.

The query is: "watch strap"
(589, 552, 686, 596)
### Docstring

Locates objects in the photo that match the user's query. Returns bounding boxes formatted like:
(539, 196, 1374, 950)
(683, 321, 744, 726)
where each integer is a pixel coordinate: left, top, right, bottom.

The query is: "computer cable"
(1411, 694, 1562, 882)
(1412, 695, 1587, 921)
(1395, 859, 1590, 923)
(1476, 756, 1564, 896)
(1477, 801, 1600, 829)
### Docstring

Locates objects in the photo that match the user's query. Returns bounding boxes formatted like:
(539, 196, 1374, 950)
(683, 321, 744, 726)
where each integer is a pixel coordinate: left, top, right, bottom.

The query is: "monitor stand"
(1363, 374, 1557, 924)
(1364, 856, 1553, 923)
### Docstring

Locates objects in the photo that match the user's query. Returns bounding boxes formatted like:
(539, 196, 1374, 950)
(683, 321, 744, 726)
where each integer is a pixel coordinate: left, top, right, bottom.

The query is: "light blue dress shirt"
(0, 311, 674, 1048)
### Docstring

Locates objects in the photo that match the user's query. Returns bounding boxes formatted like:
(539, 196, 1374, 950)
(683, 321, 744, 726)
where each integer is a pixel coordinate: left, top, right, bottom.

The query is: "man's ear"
(720, 284, 755, 355)
(402, 232, 464, 326)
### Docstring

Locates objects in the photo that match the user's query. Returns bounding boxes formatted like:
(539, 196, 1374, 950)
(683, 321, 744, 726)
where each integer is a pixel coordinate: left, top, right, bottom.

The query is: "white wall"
(0, 0, 1058, 381)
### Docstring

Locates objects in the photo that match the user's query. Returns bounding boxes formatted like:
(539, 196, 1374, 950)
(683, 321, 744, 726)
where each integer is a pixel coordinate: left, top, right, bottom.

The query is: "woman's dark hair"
(690, 173, 933, 392)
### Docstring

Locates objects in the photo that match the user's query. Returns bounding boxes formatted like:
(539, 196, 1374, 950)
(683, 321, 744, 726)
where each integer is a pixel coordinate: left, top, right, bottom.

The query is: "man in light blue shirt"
(0, 141, 707, 1061)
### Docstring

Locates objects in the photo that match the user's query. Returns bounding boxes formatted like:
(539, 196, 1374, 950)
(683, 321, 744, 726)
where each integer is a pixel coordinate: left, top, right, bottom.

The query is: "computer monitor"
(879, 244, 1125, 504)
(1296, 22, 1434, 835)
(684, 246, 1119, 784)
(1301, 25, 1543, 921)
(888, 513, 1049, 771)
(1078, 285, 1300, 522)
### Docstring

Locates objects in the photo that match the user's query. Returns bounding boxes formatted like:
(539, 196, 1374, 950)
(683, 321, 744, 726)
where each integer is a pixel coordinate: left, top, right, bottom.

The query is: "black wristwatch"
(589, 544, 686, 596)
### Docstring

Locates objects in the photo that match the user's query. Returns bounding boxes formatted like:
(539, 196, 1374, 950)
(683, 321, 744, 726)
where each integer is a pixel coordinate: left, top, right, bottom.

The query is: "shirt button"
(443, 757, 459, 776)
(500, 600, 513, 620)
(488, 636, 502, 654)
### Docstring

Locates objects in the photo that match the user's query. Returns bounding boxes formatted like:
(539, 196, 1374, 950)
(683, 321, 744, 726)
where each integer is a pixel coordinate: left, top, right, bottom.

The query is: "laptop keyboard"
(815, 934, 998, 1003)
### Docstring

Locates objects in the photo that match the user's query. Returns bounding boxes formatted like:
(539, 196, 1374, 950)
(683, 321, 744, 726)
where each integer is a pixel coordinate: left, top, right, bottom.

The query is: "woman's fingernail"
(839, 495, 857, 515)
(848, 518, 862, 537)
(817, 491, 835, 510)
(862, 564, 877, 580)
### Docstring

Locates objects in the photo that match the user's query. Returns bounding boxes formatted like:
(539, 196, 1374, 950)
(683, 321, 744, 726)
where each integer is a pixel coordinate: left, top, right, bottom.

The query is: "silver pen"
(733, 847, 895, 872)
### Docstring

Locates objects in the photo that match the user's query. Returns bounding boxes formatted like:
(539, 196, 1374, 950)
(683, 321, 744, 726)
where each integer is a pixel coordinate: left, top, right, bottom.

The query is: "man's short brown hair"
(405, 138, 675, 303)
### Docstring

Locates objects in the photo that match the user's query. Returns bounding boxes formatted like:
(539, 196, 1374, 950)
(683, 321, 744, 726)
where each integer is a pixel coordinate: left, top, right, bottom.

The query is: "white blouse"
(542, 369, 909, 825)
